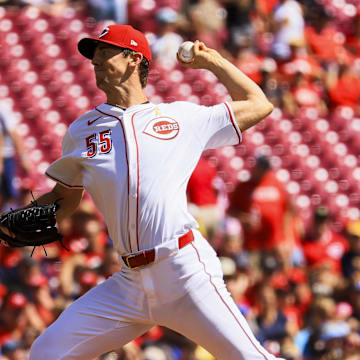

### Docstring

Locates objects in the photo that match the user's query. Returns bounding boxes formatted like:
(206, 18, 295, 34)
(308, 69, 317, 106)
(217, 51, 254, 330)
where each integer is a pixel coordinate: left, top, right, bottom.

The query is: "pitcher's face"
(91, 44, 130, 89)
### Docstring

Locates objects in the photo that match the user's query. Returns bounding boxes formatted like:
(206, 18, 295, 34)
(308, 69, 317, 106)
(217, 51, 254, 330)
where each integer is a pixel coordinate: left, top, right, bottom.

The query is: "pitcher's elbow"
(263, 101, 274, 117)
(255, 100, 274, 124)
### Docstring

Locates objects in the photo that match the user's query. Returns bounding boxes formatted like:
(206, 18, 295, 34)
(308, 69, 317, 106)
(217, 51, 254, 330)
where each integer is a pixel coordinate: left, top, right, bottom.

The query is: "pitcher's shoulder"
(68, 109, 100, 130)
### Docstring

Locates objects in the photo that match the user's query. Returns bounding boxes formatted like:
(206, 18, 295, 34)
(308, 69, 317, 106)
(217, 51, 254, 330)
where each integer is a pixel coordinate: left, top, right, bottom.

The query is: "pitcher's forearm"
(31, 185, 83, 222)
(34, 190, 62, 206)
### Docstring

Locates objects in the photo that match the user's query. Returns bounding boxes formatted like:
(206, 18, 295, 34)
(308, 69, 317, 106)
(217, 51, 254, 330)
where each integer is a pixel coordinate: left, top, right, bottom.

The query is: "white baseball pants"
(30, 231, 282, 360)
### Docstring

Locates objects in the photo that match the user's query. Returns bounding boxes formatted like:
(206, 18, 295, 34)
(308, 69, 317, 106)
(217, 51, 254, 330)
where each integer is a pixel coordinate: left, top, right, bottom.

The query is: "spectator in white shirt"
(272, 0, 305, 60)
(151, 7, 184, 67)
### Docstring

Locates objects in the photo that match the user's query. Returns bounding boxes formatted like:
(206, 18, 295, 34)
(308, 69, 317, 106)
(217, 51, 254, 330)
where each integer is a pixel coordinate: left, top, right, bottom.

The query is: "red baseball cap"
(78, 24, 152, 62)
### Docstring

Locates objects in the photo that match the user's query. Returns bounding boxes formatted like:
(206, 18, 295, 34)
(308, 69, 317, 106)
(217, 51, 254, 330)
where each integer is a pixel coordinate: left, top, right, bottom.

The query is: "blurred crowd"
(1, 0, 360, 359)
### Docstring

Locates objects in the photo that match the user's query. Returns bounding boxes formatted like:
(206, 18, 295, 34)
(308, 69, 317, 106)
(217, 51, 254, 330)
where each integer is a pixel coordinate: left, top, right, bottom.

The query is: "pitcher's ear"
(129, 52, 143, 67)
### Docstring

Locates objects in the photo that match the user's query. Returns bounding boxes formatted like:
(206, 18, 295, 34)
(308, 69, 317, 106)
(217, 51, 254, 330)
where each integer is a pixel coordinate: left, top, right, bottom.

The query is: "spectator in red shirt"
(228, 156, 293, 268)
(345, 16, 360, 56)
(187, 156, 221, 243)
(0, 292, 28, 346)
(305, 9, 348, 65)
(283, 71, 328, 117)
(257, 0, 279, 17)
(302, 206, 349, 274)
(327, 64, 360, 113)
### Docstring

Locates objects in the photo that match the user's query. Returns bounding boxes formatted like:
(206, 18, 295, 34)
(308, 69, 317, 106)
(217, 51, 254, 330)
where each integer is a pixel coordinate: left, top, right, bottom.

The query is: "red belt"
(122, 230, 194, 269)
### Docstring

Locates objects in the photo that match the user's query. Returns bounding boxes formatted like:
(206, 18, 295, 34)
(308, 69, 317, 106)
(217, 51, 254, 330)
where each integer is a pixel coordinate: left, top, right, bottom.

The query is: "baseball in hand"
(177, 41, 194, 63)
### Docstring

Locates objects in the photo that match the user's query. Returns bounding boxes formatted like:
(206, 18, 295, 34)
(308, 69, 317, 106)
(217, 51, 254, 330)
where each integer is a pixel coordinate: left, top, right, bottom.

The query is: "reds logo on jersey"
(143, 117, 179, 140)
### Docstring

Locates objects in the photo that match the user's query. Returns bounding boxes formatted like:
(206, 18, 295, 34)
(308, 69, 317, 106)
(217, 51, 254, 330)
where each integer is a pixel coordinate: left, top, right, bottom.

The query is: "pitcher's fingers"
(195, 41, 209, 52)
(193, 40, 202, 55)
(199, 41, 207, 49)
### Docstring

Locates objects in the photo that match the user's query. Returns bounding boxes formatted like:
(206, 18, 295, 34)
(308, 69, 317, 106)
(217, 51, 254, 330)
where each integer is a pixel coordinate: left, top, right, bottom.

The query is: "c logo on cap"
(99, 27, 109, 39)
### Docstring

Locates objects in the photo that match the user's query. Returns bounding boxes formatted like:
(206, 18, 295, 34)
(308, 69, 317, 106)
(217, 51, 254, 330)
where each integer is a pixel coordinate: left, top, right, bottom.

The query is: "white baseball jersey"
(34, 101, 283, 360)
(46, 101, 241, 255)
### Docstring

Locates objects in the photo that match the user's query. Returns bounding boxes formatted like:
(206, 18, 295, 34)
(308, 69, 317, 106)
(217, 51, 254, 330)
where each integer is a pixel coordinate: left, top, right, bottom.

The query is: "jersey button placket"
(123, 113, 139, 251)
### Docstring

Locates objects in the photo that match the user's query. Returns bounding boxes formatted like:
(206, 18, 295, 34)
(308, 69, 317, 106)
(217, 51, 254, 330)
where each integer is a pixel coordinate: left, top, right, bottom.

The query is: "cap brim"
(78, 38, 127, 59)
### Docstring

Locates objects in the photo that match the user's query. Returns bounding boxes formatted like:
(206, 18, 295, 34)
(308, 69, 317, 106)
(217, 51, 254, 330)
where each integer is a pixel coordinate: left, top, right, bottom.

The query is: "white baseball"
(178, 41, 194, 63)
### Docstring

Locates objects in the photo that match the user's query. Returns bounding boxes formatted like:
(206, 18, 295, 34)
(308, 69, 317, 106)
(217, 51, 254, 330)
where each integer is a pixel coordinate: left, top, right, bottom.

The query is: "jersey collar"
(96, 102, 153, 116)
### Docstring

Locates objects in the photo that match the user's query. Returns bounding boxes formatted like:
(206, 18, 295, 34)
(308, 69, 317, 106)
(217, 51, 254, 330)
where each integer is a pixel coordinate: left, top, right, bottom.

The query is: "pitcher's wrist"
(205, 54, 226, 72)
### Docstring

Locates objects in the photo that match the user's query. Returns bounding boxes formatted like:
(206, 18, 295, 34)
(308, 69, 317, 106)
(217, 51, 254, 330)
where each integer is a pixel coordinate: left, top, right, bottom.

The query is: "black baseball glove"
(0, 202, 66, 255)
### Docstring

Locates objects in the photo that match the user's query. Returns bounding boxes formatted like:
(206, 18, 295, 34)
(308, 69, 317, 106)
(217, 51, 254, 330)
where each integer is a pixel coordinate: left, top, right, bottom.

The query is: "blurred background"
(1, 0, 360, 359)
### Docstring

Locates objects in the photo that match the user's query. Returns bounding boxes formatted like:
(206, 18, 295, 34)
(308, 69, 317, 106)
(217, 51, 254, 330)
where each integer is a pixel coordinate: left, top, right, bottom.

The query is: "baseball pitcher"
(0, 25, 283, 360)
